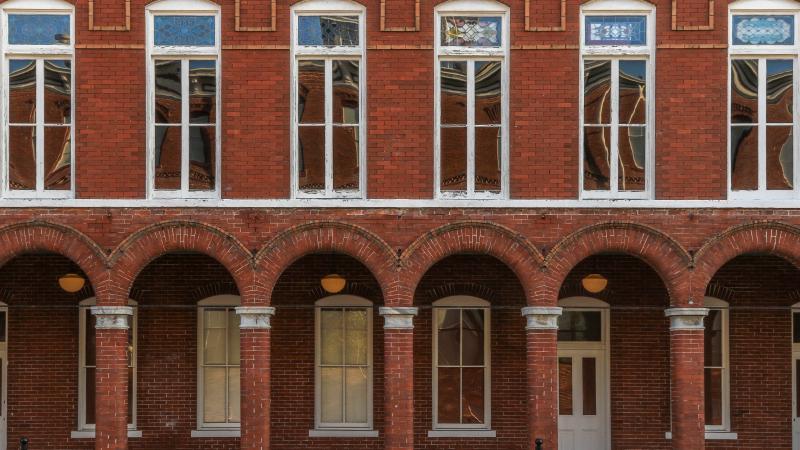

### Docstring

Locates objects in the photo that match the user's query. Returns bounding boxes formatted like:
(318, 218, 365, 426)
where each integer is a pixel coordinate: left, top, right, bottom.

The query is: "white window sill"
(664, 431, 738, 440)
(71, 430, 142, 439)
(308, 429, 379, 438)
(427, 430, 496, 438)
(191, 429, 240, 438)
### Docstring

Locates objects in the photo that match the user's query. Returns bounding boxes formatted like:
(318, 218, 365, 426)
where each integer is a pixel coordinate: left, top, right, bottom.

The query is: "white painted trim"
(308, 429, 379, 437)
(190, 429, 240, 438)
(378, 306, 419, 329)
(235, 306, 275, 329)
(70, 430, 143, 439)
(665, 307, 710, 330)
(664, 431, 738, 440)
(427, 429, 497, 438)
(521, 306, 563, 330)
(703, 297, 731, 433)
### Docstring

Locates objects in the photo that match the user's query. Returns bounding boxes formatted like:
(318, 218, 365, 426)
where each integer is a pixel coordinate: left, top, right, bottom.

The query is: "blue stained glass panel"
(585, 16, 646, 46)
(154, 15, 215, 47)
(298, 16, 359, 46)
(732, 15, 794, 45)
(8, 14, 70, 46)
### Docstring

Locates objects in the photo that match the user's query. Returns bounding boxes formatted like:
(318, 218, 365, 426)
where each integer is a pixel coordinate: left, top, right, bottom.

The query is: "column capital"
(91, 306, 133, 329)
(521, 306, 563, 330)
(664, 307, 709, 330)
(235, 306, 276, 329)
(378, 306, 418, 329)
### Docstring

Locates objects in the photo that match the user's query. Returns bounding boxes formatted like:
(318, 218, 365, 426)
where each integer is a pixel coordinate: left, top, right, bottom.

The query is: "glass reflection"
(475, 61, 501, 125)
(44, 126, 71, 190)
(189, 60, 216, 124)
(730, 125, 758, 190)
(619, 126, 646, 191)
(44, 60, 71, 125)
(333, 60, 359, 124)
(9, 60, 36, 124)
(298, 16, 359, 46)
(320, 367, 343, 423)
(558, 311, 602, 341)
(154, 60, 181, 124)
(618, 60, 646, 125)
(440, 127, 467, 192)
(437, 367, 460, 423)
(189, 126, 215, 191)
(437, 309, 461, 365)
(441, 61, 467, 125)
(475, 127, 501, 192)
(298, 60, 325, 124)
(583, 126, 611, 191)
(705, 368, 723, 426)
(8, 126, 36, 190)
(461, 310, 484, 366)
(584, 60, 611, 125)
(154, 126, 181, 190)
(461, 367, 485, 424)
(333, 126, 359, 191)
(298, 126, 325, 191)
(731, 60, 758, 124)
(767, 126, 793, 190)
(767, 59, 793, 124)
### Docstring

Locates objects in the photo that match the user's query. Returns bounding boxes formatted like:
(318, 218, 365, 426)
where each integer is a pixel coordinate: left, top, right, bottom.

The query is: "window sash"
(198, 307, 240, 428)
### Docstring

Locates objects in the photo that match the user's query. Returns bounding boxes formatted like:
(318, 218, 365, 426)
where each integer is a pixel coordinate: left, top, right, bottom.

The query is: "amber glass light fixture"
(321, 274, 346, 294)
(581, 273, 607, 294)
(59, 273, 85, 293)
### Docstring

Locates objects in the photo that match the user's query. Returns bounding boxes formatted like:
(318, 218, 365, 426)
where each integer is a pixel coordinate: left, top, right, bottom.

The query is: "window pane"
(475, 61, 501, 125)
(462, 309, 484, 366)
(8, 126, 36, 191)
(731, 125, 758, 190)
(767, 59, 793, 123)
(584, 60, 611, 125)
(583, 126, 611, 191)
(86, 367, 96, 425)
(345, 367, 368, 424)
(731, 60, 758, 124)
(44, 60, 71, 125)
(794, 313, 800, 343)
(559, 357, 573, 415)
(344, 309, 368, 366)
(154, 126, 181, 190)
(619, 126, 646, 191)
(228, 368, 240, 423)
(298, 16, 359, 46)
(298, 126, 325, 191)
(203, 367, 226, 423)
(0, 311, 7, 342)
(582, 358, 597, 415)
(228, 310, 240, 365)
(127, 366, 134, 423)
(85, 312, 96, 366)
(204, 310, 227, 365)
(440, 16, 502, 47)
(585, 16, 647, 46)
(441, 61, 467, 125)
(9, 60, 36, 124)
(155, 60, 182, 125)
(189, 60, 216, 124)
(705, 368, 723, 426)
(619, 60, 646, 125)
(8, 14, 70, 46)
(298, 60, 325, 124)
(732, 15, 795, 46)
(437, 309, 460, 366)
(462, 367, 485, 424)
(154, 16, 215, 47)
(440, 127, 467, 192)
(320, 367, 344, 423)
(796, 360, 800, 415)
(475, 127, 501, 193)
(333, 126, 359, 191)
(767, 126, 793, 190)
(437, 367, 460, 424)
(44, 126, 71, 190)
(558, 311, 602, 342)
(704, 309, 723, 367)
(332, 60, 359, 124)
(189, 126, 215, 191)
(321, 309, 343, 365)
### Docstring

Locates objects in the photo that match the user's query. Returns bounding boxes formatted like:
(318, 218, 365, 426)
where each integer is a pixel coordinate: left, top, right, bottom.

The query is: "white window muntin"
(314, 295, 374, 430)
(434, 1, 509, 200)
(291, 0, 366, 199)
(579, 1, 655, 200)
(704, 297, 730, 432)
(78, 298, 138, 432)
(0, 0, 74, 199)
(146, 0, 221, 199)
(197, 295, 241, 430)
(431, 295, 491, 430)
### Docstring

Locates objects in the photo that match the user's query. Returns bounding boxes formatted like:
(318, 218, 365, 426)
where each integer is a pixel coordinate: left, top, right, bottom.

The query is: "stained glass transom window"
(584, 16, 647, 46)
(298, 16, 360, 46)
(154, 15, 215, 47)
(8, 14, 70, 46)
(440, 16, 502, 47)
(732, 15, 794, 46)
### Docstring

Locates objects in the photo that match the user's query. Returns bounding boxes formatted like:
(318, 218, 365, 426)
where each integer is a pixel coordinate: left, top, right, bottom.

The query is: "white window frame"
(78, 297, 138, 433)
(579, 0, 655, 200)
(313, 295, 374, 431)
(728, 0, 800, 200)
(431, 295, 492, 431)
(196, 294, 241, 432)
(704, 296, 730, 433)
(291, 0, 367, 200)
(0, 0, 74, 199)
(146, 0, 221, 200)
(434, 0, 509, 200)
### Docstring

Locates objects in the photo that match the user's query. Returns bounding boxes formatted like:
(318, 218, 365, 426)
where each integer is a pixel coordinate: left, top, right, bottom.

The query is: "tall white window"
(197, 295, 241, 431)
(78, 298, 138, 433)
(704, 297, 730, 432)
(580, 0, 655, 199)
(435, 0, 509, 199)
(292, 0, 366, 199)
(314, 295, 373, 431)
(146, 0, 220, 199)
(729, 0, 799, 198)
(432, 296, 491, 431)
(1, 0, 74, 198)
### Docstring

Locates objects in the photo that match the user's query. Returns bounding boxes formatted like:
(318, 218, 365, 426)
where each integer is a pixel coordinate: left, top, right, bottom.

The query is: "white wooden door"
(558, 349, 607, 450)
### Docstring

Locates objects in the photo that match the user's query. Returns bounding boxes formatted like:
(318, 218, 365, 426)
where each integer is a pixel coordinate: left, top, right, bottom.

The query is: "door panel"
(558, 350, 607, 450)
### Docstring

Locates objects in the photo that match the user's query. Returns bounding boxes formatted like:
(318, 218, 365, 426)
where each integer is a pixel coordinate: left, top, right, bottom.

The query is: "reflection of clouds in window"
(298, 16, 359, 46)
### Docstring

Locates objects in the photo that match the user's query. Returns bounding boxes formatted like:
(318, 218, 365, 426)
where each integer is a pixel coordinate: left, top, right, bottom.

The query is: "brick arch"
(109, 221, 253, 304)
(541, 222, 692, 306)
(255, 221, 398, 306)
(693, 221, 800, 301)
(401, 221, 543, 305)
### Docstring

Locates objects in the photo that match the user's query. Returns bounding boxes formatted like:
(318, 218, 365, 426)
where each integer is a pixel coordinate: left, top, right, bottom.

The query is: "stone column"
(378, 307, 418, 450)
(236, 306, 276, 450)
(664, 307, 709, 449)
(92, 306, 134, 450)
(521, 306, 562, 450)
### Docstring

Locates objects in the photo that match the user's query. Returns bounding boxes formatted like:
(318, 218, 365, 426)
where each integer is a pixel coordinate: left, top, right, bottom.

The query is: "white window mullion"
(758, 58, 767, 191)
(35, 59, 44, 192)
(466, 62, 476, 195)
(610, 60, 620, 194)
(324, 59, 333, 196)
(181, 59, 190, 193)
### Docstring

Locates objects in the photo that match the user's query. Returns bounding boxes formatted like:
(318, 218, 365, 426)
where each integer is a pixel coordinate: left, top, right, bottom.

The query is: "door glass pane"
(767, 59, 793, 124)
(344, 308, 367, 365)
(462, 367, 485, 424)
(440, 127, 467, 192)
(332, 60, 359, 124)
(189, 60, 216, 124)
(204, 310, 227, 365)
(44, 60, 71, 125)
(475, 61, 501, 125)
(437, 309, 461, 365)
(583, 126, 611, 191)
(618, 60, 646, 125)
(321, 309, 343, 365)
(618, 126, 646, 191)
(298, 60, 325, 124)
(731, 60, 758, 124)
(475, 127, 501, 193)
(440, 61, 467, 125)
(320, 367, 343, 423)
(228, 368, 240, 423)
(766, 126, 793, 190)
(203, 367, 226, 423)
(332, 125, 359, 191)
(559, 357, 573, 415)
(345, 367, 368, 423)
(437, 367, 460, 423)
(9, 60, 36, 124)
(298, 126, 325, 191)
(154, 60, 182, 124)
(731, 125, 758, 190)
(461, 309, 484, 366)
(584, 60, 611, 125)
(582, 357, 597, 416)
(704, 309, 722, 367)
(558, 311, 602, 342)
(705, 367, 723, 426)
